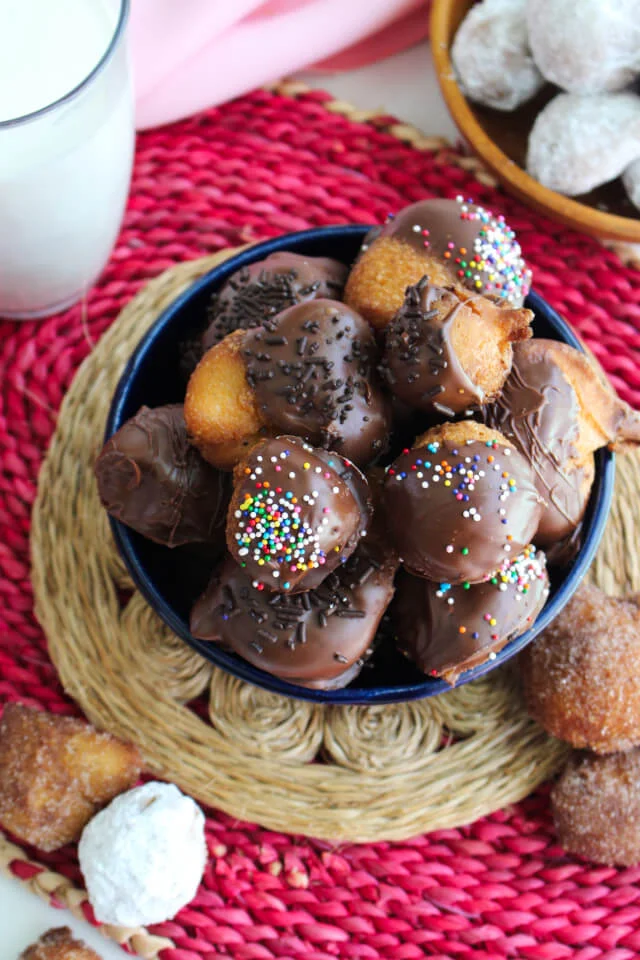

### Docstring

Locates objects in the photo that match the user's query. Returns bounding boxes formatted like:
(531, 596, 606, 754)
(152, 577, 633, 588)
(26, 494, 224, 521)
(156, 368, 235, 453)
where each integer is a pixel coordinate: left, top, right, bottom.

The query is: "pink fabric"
(130, 0, 430, 130)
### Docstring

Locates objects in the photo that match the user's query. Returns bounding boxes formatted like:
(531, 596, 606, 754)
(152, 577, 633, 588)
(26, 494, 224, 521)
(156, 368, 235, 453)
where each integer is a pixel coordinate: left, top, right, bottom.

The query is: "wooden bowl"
(430, 0, 640, 242)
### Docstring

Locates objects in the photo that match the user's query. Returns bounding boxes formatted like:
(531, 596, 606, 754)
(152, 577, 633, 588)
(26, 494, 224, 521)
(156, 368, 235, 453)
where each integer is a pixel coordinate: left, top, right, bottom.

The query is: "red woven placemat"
(3, 84, 640, 960)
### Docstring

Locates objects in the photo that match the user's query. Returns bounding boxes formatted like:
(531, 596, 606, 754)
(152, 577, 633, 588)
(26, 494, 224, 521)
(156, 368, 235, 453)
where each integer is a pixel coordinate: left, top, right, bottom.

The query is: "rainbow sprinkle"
(435, 545, 547, 641)
(387, 439, 518, 527)
(455, 197, 531, 303)
(233, 448, 337, 587)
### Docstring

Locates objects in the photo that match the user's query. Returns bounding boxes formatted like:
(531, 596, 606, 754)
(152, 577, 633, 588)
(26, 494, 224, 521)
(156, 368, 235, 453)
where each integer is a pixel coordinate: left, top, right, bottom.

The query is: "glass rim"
(0, 0, 130, 129)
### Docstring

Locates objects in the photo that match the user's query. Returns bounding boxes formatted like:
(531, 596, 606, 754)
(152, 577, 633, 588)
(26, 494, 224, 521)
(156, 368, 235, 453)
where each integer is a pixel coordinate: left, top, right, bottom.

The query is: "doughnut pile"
(0, 705, 208, 924)
(452, 0, 640, 205)
(96, 197, 640, 690)
(521, 582, 640, 865)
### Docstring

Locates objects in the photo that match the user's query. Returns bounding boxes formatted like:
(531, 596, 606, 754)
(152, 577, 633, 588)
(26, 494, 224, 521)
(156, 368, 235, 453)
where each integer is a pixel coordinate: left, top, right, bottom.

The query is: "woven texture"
(3, 83, 640, 959)
(30, 244, 568, 847)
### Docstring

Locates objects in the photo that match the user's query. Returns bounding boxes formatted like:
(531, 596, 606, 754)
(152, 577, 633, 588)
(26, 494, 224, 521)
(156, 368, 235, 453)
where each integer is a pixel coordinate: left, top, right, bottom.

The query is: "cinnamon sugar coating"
(521, 584, 640, 754)
(553, 750, 640, 866)
(19, 928, 101, 960)
(0, 704, 142, 851)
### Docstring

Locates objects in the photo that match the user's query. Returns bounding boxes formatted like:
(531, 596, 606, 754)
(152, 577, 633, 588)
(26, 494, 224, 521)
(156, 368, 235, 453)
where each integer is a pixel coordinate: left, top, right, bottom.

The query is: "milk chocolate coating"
(382, 280, 484, 415)
(484, 340, 592, 546)
(383, 434, 543, 583)
(394, 545, 549, 684)
(242, 299, 391, 466)
(96, 405, 230, 548)
(226, 436, 371, 593)
(191, 533, 396, 690)
(202, 252, 347, 351)
(380, 197, 531, 306)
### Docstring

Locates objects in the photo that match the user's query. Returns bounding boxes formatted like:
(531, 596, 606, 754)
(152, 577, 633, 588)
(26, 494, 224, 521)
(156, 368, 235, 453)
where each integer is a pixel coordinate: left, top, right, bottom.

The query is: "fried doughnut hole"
(184, 329, 268, 469)
(19, 928, 101, 960)
(552, 750, 640, 866)
(0, 704, 142, 851)
(521, 583, 640, 754)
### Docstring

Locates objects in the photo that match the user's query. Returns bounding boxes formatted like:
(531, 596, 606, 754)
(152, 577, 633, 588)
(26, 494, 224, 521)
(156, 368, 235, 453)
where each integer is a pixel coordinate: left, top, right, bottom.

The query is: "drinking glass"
(0, 0, 134, 319)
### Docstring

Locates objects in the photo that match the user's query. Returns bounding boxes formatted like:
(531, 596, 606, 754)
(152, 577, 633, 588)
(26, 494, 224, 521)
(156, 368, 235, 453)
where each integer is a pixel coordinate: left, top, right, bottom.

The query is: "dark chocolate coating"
(382, 280, 484, 415)
(242, 299, 391, 467)
(190, 532, 397, 689)
(380, 197, 531, 306)
(96, 405, 230, 548)
(394, 545, 549, 685)
(226, 436, 371, 593)
(484, 340, 592, 545)
(202, 252, 347, 351)
(383, 434, 543, 583)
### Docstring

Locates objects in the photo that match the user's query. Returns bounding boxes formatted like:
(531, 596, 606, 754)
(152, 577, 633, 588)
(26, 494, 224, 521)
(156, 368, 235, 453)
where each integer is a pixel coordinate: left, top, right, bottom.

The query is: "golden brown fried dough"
(184, 329, 268, 468)
(550, 340, 640, 453)
(521, 583, 640, 753)
(345, 198, 531, 328)
(20, 928, 101, 960)
(552, 750, 640, 866)
(0, 704, 142, 851)
(186, 300, 391, 470)
(381, 281, 532, 415)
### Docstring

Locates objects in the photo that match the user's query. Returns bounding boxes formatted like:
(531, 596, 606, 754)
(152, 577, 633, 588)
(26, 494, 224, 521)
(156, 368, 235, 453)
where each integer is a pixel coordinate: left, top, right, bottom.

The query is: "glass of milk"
(0, 0, 134, 319)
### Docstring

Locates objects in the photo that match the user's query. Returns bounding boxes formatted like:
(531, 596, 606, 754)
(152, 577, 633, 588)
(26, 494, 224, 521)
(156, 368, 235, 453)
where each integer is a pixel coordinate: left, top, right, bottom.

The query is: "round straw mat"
(31, 243, 633, 847)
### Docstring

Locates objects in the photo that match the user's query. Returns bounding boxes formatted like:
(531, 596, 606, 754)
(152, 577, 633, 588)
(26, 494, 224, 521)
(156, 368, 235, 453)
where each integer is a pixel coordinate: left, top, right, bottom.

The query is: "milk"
(0, 0, 134, 319)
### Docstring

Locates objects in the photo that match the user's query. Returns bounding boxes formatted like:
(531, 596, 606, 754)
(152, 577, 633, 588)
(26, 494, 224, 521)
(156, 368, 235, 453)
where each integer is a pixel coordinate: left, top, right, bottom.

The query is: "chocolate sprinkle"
(242, 300, 391, 467)
(201, 252, 347, 350)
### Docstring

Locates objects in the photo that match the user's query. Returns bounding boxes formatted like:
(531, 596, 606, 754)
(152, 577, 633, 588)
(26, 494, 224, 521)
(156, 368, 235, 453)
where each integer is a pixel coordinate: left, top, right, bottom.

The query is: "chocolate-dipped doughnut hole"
(345, 197, 532, 328)
(191, 529, 397, 690)
(381, 279, 532, 416)
(96, 405, 230, 548)
(383, 421, 543, 584)
(394, 545, 549, 685)
(185, 299, 391, 470)
(243, 299, 391, 466)
(226, 436, 371, 593)
(486, 338, 640, 559)
(202, 252, 348, 351)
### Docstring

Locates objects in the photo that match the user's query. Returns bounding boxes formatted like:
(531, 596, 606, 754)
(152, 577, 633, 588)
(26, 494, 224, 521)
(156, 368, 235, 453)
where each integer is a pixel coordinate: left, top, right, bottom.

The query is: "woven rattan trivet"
(31, 246, 635, 850)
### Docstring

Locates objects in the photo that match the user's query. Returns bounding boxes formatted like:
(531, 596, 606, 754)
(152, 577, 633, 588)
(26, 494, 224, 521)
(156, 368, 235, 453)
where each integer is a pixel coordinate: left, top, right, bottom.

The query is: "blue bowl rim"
(106, 225, 616, 704)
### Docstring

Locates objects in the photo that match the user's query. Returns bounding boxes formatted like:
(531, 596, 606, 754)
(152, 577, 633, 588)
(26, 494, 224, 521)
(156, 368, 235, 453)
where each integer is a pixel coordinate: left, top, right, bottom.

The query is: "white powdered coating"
(527, 92, 640, 196)
(78, 782, 206, 927)
(527, 0, 640, 95)
(623, 157, 640, 211)
(452, 0, 544, 111)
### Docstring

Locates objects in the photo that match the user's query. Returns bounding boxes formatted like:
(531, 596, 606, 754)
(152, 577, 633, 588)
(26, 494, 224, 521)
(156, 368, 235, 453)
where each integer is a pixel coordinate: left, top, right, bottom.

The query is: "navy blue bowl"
(106, 226, 615, 704)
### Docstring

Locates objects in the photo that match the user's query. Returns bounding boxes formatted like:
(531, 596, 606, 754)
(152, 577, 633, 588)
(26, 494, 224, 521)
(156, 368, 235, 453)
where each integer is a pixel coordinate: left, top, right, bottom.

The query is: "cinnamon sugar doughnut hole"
(552, 750, 640, 866)
(521, 583, 640, 754)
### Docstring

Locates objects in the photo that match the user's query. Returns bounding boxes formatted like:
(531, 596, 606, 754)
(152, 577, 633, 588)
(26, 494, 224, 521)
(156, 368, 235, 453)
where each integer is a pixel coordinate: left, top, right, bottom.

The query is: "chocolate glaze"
(383, 433, 543, 583)
(202, 252, 347, 351)
(243, 299, 391, 467)
(226, 436, 371, 593)
(382, 280, 484, 415)
(190, 531, 397, 690)
(484, 340, 592, 546)
(380, 197, 532, 306)
(394, 545, 549, 685)
(95, 405, 230, 548)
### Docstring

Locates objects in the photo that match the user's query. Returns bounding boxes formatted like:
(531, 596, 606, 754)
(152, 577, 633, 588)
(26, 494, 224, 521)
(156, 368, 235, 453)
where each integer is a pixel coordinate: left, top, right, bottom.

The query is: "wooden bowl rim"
(430, 0, 640, 243)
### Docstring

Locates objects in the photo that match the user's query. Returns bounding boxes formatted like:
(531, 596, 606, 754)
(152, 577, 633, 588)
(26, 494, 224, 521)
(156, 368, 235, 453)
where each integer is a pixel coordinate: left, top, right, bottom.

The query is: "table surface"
(0, 39, 455, 959)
